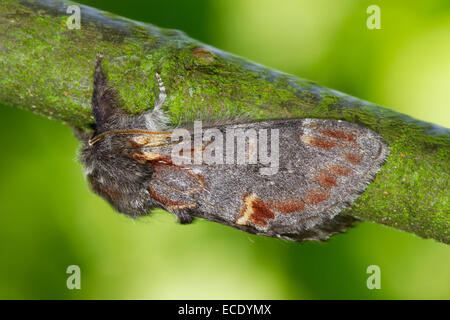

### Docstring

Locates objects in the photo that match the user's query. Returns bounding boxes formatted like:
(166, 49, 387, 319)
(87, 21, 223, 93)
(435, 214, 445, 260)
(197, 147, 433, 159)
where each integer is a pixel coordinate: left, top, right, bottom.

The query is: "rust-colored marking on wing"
(133, 150, 206, 199)
(236, 194, 275, 227)
(303, 189, 329, 205)
(149, 187, 196, 211)
(344, 153, 363, 165)
(130, 134, 172, 148)
(131, 135, 153, 146)
(132, 151, 164, 163)
(266, 199, 305, 214)
(318, 130, 356, 143)
(301, 136, 339, 150)
(327, 165, 351, 176)
(315, 171, 338, 189)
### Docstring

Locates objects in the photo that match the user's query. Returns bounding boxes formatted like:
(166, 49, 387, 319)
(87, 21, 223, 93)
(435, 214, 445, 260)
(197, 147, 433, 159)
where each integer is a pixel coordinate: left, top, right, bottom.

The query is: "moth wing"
(131, 119, 389, 241)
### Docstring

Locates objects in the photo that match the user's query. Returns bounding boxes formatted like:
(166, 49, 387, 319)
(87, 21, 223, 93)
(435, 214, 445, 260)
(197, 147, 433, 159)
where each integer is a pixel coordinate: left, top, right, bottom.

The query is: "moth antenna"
(88, 129, 172, 146)
(153, 72, 166, 113)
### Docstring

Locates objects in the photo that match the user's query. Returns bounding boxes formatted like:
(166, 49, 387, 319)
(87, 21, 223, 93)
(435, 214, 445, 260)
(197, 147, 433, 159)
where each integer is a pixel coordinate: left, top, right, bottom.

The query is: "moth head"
(80, 133, 155, 217)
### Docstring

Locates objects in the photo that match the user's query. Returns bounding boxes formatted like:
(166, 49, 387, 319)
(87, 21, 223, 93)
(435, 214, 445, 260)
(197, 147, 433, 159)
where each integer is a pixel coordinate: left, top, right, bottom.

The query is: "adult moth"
(77, 55, 389, 242)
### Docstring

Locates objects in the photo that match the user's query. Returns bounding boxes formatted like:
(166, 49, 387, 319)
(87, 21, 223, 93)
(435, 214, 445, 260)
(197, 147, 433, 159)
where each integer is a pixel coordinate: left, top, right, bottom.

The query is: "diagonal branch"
(0, 0, 448, 243)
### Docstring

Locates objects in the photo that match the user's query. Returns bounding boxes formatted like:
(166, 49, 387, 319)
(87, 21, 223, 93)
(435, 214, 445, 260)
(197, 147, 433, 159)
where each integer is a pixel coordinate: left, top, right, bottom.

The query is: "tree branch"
(1, 0, 448, 243)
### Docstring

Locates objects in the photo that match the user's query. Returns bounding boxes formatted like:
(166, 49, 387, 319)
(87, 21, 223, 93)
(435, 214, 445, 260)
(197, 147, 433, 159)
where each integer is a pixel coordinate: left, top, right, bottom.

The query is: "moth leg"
(140, 72, 169, 131)
(153, 72, 166, 113)
(172, 207, 194, 224)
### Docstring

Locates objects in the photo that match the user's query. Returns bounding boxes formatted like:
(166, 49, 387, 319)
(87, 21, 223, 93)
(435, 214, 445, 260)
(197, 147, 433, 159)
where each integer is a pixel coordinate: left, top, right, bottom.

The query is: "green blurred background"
(0, 0, 449, 299)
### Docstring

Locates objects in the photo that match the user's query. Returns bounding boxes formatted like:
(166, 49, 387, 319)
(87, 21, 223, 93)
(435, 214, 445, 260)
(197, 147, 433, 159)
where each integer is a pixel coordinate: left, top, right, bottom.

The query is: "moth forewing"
(123, 119, 388, 241)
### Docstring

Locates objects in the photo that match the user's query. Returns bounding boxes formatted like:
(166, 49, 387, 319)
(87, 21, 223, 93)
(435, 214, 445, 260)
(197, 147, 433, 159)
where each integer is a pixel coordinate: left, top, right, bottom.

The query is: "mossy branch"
(1, 0, 448, 243)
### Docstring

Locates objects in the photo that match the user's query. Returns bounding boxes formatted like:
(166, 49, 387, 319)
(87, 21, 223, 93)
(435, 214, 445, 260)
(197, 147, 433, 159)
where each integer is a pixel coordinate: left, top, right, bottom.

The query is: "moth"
(76, 55, 389, 242)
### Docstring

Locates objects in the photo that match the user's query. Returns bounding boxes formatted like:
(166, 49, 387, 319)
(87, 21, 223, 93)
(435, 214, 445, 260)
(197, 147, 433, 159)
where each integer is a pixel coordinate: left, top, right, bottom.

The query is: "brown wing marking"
(129, 133, 212, 211)
(148, 186, 196, 211)
(315, 170, 338, 189)
(265, 199, 305, 214)
(236, 125, 365, 229)
(343, 153, 363, 165)
(302, 189, 329, 205)
(327, 164, 351, 176)
(235, 194, 275, 227)
(317, 129, 357, 144)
